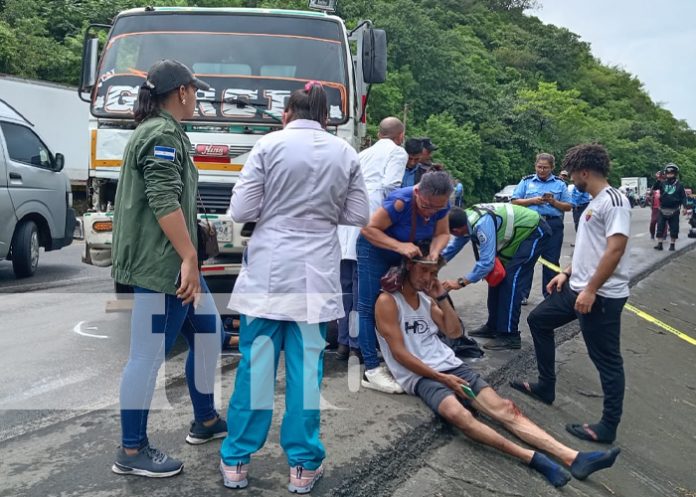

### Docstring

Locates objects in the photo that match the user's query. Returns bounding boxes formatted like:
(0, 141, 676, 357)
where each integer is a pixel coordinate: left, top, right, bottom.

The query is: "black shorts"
(415, 364, 489, 414)
(657, 211, 680, 238)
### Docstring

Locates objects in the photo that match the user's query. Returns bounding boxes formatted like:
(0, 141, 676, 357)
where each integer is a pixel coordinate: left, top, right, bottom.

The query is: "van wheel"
(11, 220, 39, 278)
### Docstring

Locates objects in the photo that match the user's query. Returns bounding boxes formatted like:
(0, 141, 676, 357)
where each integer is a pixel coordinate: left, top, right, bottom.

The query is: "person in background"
(512, 143, 630, 445)
(111, 60, 226, 478)
(419, 137, 437, 166)
(357, 171, 452, 393)
(511, 153, 572, 299)
(568, 171, 592, 232)
(359, 117, 408, 212)
(653, 163, 688, 251)
(647, 171, 666, 239)
(220, 82, 369, 493)
(375, 257, 621, 488)
(454, 180, 464, 207)
(442, 204, 550, 351)
(401, 138, 424, 187)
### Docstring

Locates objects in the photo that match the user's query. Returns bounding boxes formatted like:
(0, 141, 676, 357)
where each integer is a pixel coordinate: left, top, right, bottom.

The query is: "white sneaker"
(361, 366, 404, 394)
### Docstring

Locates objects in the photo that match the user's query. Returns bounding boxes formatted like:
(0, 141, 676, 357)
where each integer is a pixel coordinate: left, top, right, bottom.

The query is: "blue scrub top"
(383, 187, 450, 242)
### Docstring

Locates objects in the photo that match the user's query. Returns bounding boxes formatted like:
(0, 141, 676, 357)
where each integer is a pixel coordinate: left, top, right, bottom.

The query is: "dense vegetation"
(2, 0, 694, 201)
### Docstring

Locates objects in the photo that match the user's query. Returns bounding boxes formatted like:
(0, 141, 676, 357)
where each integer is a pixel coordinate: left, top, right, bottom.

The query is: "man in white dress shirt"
(358, 116, 408, 212)
(336, 116, 408, 363)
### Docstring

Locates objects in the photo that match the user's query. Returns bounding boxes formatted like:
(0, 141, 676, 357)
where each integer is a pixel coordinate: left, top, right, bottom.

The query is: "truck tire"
(11, 220, 40, 278)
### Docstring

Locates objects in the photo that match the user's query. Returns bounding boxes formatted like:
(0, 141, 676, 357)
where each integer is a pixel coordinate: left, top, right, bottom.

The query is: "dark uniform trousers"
(486, 221, 550, 334)
(527, 284, 627, 431)
(540, 216, 565, 297)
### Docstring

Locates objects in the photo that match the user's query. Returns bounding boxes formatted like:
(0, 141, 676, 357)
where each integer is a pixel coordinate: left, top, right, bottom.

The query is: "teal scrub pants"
(221, 315, 327, 470)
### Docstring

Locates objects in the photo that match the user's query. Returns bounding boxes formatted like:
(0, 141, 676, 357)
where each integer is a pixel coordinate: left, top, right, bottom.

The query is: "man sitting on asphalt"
(441, 204, 550, 350)
(374, 256, 620, 488)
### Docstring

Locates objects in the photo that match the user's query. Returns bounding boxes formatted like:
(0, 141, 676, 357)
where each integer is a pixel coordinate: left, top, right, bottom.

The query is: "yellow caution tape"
(537, 257, 696, 346)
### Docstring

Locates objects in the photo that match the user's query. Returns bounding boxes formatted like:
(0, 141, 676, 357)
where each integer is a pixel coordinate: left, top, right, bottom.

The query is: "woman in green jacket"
(111, 60, 226, 478)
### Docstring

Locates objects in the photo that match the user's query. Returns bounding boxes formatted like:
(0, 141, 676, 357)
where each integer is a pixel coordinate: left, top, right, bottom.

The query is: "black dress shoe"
(483, 335, 522, 350)
(335, 344, 350, 361)
(469, 325, 497, 339)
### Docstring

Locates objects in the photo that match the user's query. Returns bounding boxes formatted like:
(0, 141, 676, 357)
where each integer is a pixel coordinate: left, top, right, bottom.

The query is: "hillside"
(1, 0, 693, 201)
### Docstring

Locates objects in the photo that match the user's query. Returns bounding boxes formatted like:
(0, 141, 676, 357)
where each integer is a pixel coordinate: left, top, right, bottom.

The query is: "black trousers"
(527, 284, 627, 430)
(572, 203, 590, 232)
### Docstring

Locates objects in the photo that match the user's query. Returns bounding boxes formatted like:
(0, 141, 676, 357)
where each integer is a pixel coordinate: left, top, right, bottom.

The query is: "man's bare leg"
(438, 396, 534, 463)
(437, 395, 571, 487)
(471, 387, 578, 466)
(471, 387, 621, 480)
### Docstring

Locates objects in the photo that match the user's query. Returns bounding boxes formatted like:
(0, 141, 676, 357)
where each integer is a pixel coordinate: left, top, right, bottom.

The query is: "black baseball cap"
(405, 138, 423, 155)
(420, 137, 438, 152)
(144, 59, 210, 96)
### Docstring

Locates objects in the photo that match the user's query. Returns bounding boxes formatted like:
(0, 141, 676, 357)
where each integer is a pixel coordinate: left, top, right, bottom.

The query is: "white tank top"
(376, 291, 462, 394)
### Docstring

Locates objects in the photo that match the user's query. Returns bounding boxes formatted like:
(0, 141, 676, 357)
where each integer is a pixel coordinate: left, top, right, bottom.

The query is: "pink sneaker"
(220, 460, 248, 489)
(288, 464, 324, 494)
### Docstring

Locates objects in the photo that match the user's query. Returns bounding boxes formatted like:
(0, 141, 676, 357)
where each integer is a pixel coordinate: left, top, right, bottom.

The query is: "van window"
(0, 122, 53, 169)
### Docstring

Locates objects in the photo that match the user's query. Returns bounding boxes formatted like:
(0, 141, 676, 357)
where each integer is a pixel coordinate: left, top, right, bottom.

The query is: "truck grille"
(198, 183, 233, 213)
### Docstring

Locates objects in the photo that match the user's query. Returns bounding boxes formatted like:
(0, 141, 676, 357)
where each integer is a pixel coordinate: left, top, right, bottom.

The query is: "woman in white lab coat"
(219, 82, 369, 493)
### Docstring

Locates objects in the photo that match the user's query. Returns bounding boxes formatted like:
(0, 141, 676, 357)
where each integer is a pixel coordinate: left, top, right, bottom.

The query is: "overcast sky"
(528, 0, 696, 129)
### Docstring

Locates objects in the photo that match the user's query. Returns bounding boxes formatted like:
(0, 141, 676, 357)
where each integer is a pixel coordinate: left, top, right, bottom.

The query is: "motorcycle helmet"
(664, 163, 680, 175)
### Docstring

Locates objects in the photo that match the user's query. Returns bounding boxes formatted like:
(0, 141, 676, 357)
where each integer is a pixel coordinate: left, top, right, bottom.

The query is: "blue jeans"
(356, 236, 401, 370)
(119, 276, 222, 449)
(338, 260, 359, 348)
(221, 316, 327, 470)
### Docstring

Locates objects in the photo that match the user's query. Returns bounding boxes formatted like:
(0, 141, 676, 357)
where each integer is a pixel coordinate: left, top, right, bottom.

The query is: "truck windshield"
(92, 13, 349, 124)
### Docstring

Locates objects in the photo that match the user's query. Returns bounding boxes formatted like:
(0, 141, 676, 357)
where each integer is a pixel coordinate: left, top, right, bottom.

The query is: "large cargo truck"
(78, 4, 387, 285)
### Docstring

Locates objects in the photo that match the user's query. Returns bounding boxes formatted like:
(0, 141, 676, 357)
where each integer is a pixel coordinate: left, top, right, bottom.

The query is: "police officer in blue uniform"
(511, 153, 573, 298)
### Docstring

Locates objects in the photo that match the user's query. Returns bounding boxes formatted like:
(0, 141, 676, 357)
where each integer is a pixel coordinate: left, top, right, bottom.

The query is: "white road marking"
(72, 321, 109, 339)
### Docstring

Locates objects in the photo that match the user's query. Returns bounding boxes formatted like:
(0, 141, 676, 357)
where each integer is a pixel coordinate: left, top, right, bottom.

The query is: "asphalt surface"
(1, 207, 695, 496)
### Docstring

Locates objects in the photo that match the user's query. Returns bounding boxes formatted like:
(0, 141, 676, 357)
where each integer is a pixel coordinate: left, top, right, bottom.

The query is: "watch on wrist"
(436, 292, 449, 302)
(457, 277, 467, 287)
(562, 271, 571, 278)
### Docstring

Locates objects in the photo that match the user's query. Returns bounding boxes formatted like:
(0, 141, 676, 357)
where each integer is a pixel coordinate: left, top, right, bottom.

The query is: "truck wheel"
(11, 220, 40, 278)
(114, 281, 134, 299)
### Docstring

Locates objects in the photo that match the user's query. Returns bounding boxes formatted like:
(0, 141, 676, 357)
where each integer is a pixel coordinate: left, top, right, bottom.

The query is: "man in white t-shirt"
(511, 143, 631, 445)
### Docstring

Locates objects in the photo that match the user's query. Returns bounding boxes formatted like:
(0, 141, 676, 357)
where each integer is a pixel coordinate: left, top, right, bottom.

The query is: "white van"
(0, 99, 75, 278)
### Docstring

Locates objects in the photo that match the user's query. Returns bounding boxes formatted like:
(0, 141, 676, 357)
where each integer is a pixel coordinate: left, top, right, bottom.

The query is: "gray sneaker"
(112, 445, 183, 478)
(186, 417, 228, 445)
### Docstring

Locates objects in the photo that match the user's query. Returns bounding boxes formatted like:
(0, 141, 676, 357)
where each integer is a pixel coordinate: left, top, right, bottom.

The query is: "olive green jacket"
(111, 110, 198, 295)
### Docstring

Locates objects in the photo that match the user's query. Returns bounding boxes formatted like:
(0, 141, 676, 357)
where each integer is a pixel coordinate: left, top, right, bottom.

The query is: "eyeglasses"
(416, 192, 447, 211)
(535, 165, 552, 171)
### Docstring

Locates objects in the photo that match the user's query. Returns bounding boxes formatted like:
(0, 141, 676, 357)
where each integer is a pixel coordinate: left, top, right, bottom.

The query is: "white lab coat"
(227, 120, 369, 324)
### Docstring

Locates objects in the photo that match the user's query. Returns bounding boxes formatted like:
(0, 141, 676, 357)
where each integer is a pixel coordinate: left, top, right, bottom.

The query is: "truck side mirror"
(81, 37, 99, 93)
(362, 28, 387, 84)
(53, 153, 65, 172)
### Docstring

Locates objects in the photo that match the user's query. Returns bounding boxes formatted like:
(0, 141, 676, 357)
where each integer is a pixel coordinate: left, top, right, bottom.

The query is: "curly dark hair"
(562, 143, 611, 177)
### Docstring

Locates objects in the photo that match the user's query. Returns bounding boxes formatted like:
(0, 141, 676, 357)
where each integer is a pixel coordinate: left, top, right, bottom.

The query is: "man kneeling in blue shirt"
(441, 204, 550, 350)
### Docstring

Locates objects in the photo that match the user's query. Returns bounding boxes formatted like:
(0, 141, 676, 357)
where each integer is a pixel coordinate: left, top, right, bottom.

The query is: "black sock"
(529, 452, 570, 488)
(571, 447, 621, 480)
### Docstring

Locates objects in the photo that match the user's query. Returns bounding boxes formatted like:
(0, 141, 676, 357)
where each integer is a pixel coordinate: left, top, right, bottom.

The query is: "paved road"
(0, 207, 694, 496)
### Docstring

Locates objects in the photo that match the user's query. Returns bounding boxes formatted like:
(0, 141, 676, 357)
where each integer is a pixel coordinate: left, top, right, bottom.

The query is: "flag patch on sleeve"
(154, 146, 176, 160)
